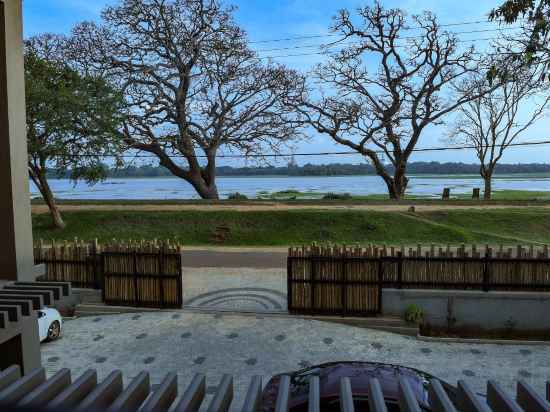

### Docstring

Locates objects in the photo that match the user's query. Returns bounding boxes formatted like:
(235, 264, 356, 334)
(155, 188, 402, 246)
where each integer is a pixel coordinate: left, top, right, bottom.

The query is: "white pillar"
(0, 0, 40, 281)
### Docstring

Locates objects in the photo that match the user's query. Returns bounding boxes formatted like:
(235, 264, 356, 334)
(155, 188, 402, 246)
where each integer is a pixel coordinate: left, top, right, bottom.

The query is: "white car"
(37, 308, 63, 342)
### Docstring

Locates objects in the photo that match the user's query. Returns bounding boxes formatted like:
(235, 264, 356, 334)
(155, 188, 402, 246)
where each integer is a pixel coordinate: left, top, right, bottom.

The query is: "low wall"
(382, 289, 550, 331)
(0, 312, 40, 374)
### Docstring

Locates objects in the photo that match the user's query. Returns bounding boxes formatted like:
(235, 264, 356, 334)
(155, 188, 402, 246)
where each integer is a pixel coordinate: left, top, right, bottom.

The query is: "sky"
(22, 0, 550, 167)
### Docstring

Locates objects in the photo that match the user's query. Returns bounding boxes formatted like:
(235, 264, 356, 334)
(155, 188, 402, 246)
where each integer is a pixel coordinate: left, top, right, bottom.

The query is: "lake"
(29, 174, 550, 200)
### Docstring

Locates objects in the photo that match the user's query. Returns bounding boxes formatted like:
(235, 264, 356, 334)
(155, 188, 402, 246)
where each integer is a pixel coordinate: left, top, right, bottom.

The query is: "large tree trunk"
(188, 174, 219, 200)
(30, 167, 66, 229)
(389, 167, 409, 200)
(372, 159, 409, 200)
(483, 174, 492, 200)
(150, 145, 221, 200)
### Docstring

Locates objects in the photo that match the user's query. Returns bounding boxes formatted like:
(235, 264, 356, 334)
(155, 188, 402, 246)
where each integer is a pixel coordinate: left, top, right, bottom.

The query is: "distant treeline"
(47, 162, 550, 179)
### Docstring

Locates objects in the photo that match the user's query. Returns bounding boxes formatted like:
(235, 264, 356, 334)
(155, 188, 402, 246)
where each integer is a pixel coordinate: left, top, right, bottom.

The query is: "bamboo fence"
(288, 243, 550, 316)
(34, 238, 183, 308)
(102, 240, 182, 308)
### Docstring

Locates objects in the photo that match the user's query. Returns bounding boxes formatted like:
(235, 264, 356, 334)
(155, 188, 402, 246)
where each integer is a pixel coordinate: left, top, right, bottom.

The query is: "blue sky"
(23, 0, 550, 166)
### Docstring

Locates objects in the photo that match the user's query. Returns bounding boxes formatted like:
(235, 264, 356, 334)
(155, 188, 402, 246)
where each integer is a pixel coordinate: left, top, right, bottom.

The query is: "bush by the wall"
(404, 304, 424, 325)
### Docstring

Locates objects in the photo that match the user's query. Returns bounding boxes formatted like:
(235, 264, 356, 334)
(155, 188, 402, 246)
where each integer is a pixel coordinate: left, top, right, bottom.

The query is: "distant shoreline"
(39, 171, 550, 180)
(44, 161, 550, 180)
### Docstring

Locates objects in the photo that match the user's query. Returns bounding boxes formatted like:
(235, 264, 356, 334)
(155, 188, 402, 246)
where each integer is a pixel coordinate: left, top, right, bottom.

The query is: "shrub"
(322, 192, 352, 200)
(404, 304, 424, 325)
(227, 192, 248, 200)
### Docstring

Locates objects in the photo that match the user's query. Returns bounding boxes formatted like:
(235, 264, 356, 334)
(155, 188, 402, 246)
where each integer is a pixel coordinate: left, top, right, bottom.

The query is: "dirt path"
(31, 202, 550, 214)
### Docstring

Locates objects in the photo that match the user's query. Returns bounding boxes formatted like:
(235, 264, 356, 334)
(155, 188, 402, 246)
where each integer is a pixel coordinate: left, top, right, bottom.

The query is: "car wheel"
(47, 321, 61, 341)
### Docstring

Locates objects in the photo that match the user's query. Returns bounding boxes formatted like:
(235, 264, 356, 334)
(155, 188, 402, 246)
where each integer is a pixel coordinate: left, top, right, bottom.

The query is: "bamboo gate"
(34, 239, 183, 309)
(288, 244, 550, 316)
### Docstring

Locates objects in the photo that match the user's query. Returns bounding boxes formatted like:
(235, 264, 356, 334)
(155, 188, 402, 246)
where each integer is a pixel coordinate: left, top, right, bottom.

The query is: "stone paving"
(41, 311, 550, 409)
(182, 267, 287, 312)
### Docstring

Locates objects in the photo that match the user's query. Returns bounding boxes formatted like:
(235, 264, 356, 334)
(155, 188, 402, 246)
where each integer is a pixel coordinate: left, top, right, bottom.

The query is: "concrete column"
(0, 0, 39, 281)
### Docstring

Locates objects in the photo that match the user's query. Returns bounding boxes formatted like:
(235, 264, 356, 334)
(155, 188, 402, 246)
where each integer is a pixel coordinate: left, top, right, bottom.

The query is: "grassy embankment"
(33, 207, 550, 246)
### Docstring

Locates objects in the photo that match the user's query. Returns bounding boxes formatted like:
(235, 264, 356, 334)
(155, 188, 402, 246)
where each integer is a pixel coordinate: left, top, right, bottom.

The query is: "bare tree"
(451, 67, 550, 200)
(69, 0, 303, 199)
(296, 3, 494, 200)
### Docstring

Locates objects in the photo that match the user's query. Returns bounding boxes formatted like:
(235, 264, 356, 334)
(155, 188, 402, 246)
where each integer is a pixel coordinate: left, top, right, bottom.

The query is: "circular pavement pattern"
(183, 287, 287, 312)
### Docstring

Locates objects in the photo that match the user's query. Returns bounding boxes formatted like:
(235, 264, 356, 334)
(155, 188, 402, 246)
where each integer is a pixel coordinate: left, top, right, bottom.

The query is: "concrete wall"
(382, 288, 550, 331)
(0, 0, 37, 281)
(0, 312, 41, 374)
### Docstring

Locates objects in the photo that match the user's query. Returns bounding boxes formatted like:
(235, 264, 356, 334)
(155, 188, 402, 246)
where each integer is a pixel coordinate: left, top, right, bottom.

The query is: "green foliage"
(490, 0, 550, 80)
(227, 192, 248, 200)
(322, 193, 352, 200)
(25, 36, 125, 185)
(490, 0, 550, 25)
(404, 304, 424, 325)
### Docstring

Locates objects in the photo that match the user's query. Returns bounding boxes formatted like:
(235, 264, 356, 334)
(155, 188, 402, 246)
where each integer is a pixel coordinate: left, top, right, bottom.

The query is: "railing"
(288, 244, 550, 316)
(1, 364, 549, 411)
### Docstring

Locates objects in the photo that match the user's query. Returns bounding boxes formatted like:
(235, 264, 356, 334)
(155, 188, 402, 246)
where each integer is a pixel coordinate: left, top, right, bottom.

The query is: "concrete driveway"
(41, 311, 548, 409)
(182, 267, 287, 312)
(181, 250, 288, 312)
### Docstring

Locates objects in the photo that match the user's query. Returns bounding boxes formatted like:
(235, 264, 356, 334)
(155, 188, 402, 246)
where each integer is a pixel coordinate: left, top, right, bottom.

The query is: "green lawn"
(32, 208, 550, 246)
(450, 190, 550, 201)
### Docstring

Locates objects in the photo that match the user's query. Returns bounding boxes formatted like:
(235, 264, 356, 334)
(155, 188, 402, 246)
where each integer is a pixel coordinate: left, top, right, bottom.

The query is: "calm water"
(29, 174, 550, 200)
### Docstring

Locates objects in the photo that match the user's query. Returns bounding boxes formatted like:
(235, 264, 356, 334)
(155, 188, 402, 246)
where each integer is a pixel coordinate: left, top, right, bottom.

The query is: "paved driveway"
(41, 312, 548, 409)
(182, 267, 287, 312)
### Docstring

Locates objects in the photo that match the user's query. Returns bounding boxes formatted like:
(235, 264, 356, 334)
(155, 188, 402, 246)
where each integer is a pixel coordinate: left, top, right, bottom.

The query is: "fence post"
(341, 256, 347, 315)
(287, 255, 292, 313)
(92, 240, 100, 290)
(158, 249, 165, 308)
(101, 254, 106, 303)
(377, 259, 383, 314)
(483, 250, 490, 292)
(177, 250, 183, 308)
(133, 250, 139, 306)
(311, 257, 317, 313)
(397, 252, 403, 289)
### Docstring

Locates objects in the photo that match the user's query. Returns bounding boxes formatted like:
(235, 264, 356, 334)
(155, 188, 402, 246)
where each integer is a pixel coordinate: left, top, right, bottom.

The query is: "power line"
(249, 19, 496, 44)
(56, 140, 550, 159)
(253, 27, 523, 54)
(256, 37, 525, 60)
(260, 48, 528, 60)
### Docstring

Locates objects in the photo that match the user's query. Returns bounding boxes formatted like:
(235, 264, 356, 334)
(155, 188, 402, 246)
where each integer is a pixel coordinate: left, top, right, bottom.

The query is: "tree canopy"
(296, 3, 492, 199)
(490, 0, 550, 79)
(26, 34, 124, 228)
(69, 0, 303, 199)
